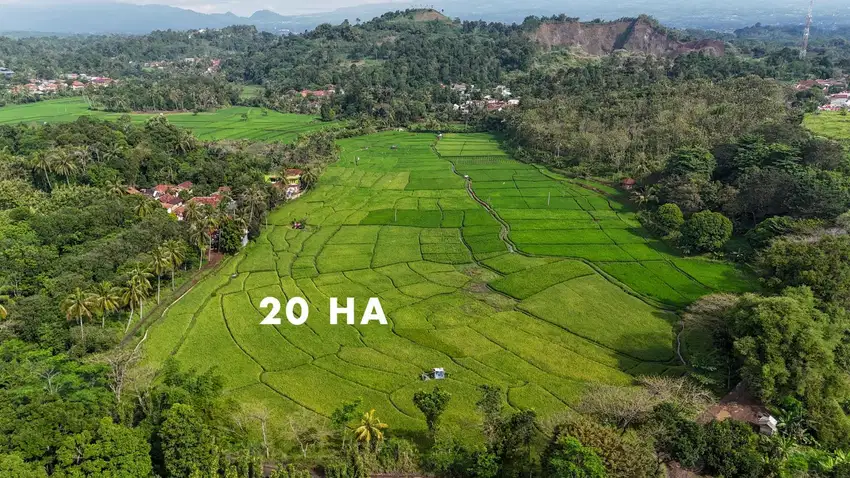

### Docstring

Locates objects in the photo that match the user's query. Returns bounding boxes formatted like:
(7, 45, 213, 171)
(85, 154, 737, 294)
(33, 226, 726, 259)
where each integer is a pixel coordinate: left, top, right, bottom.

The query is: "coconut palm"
(149, 246, 171, 304)
(300, 166, 320, 191)
(102, 142, 124, 163)
(32, 152, 53, 190)
(49, 149, 78, 186)
(189, 223, 208, 270)
(354, 409, 388, 450)
(0, 303, 7, 320)
(163, 239, 186, 290)
(176, 130, 197, 155)
(202, 210, 221, 263)
(61, 288, 95, 346)
(241, 186, 267, 225)
(183, 200, 203, 225)
(134, 197, 158, 218)
(105, 180, 126, 198)
(122, 267, 152, 332)
(90, 281, 122, 327)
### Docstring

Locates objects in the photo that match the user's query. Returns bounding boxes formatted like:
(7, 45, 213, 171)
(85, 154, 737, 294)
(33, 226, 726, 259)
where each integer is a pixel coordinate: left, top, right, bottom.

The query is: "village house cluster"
(446, 83, 520, 113)
(141, 58, 222, 74)
(128, 182, 233, 221)
(127, 169, 304, 222)
(794, 78, 850, 111)
(821, 91, 850, 111)
(7, 73, 114, 96)
(295, 85, 338, 98)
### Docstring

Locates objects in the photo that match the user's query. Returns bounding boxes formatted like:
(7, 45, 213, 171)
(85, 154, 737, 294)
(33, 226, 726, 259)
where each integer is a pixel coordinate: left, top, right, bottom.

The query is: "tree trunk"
(126, 305, 134, 332)
(199, 249, 203, 270)
(44, 169, 52, 190)
(157, 276, 161, 304)
(171, 268, 175, 291)
(79, 316, 85, 346)
(102, 313, 105, 328)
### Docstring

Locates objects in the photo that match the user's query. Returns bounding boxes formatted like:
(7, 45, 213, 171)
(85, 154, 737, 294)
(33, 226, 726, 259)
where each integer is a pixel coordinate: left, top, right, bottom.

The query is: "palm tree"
(176, 131, 196, 156)
(189, 223, 208, 270)
(183, 200, 203, 225)
(105, 180, 126, 198)
(134, 198, 158, 218)
(102, 142, 124, 163)
(90, 281, 122, 327)
(61, 288, 94, 346)
(241, 186, 267, 225)
(354, 409, 388, 450)
(122, 267, 152, 332)
(163, 240, 186, 290)
(300, 166, 320, 191)
(202, 211, 220, 263)
(0, 303, 7, 320)
(149, 246, 171, 304)
(49, 149, 78, 186)
(32, 152, 53, 190)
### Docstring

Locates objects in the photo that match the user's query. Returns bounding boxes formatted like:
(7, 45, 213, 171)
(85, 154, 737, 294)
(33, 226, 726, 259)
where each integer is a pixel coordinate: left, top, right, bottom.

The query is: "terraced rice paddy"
(0, 97, 327, 142)
(805, 111, 850, 144)
(142, 131, 756, 435)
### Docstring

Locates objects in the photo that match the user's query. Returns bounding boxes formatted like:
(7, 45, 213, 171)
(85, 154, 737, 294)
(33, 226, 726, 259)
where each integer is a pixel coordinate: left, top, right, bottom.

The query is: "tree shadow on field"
(611, 320, 683, 379)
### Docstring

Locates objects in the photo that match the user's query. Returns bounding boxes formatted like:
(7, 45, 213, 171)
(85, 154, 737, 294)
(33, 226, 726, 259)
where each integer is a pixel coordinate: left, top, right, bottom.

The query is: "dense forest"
(2, 8, 850, 478)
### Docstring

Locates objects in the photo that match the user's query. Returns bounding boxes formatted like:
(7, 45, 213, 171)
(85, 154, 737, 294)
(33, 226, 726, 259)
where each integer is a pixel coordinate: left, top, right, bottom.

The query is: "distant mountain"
(0, 3, 249, 34)
(0, 2, 436, 35)
(0, 0, 848, 36)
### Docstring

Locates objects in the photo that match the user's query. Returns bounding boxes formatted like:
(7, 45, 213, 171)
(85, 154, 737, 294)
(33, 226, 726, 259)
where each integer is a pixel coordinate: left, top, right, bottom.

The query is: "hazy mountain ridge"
(0, 0, 848, 35)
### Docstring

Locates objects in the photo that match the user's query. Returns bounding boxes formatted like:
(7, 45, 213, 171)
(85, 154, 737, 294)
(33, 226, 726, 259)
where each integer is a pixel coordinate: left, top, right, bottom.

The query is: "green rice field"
(141, 131, 756, 435)
(804, 111, 850, 143)
(0, 97, 327, 142)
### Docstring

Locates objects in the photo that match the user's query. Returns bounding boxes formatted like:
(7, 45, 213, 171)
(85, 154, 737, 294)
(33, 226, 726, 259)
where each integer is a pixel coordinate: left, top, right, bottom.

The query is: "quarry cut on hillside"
(530, 17, 725, 57)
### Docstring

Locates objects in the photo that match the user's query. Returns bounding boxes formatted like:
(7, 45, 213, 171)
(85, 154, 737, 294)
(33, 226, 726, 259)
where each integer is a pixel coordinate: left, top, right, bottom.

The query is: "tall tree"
(50, 149, 79, 186)
(61, 287, 94, 346)
(240, 186, 267, 226)
(413, 386, 452, 436)
(122, 267, 152, 332)
(163, 239, 186, 290)
(149, 246, 170, 304)
(32, 152, 52, 190)
(355, 409, 388, 451)
(90, 281, 122, 327)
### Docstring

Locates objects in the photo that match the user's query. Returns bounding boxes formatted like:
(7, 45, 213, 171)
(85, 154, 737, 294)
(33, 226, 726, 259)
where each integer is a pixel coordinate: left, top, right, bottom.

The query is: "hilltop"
(529, 16, 725, 57)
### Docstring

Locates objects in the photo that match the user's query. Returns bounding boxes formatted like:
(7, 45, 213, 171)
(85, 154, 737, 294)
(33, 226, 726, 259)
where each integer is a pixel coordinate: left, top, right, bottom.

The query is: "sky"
(0, 0, 410, 16)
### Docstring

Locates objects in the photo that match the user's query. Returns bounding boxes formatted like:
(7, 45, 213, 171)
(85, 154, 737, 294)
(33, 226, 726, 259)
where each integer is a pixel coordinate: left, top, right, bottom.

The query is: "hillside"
(530, 16, 725, 57)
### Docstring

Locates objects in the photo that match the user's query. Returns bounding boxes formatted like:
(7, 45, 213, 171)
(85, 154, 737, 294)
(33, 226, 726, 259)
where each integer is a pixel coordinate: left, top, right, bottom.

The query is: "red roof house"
(620, 178, 637, 190)
(189, 196, 221, 207)
(158, 193, 182, 206)
(177, 181, 193, 190)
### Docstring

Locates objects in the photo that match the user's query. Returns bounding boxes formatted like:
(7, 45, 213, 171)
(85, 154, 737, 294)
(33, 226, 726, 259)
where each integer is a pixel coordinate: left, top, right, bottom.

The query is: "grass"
(0, 97, 328, 142)
(141, 130, 757, 436)
(804, 111, 850, 143)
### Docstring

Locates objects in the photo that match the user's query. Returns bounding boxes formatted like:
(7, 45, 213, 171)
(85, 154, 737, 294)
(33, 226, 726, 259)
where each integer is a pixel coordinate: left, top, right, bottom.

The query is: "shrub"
(542, 434, 607, 478)
(556, 417, 658, 478)
(702, 420, 764, 478)
(655, 203, 684, 235)
(680, 211, 733, 253)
